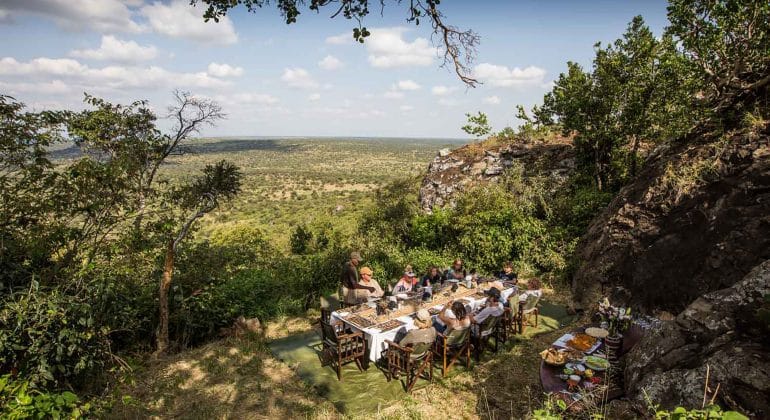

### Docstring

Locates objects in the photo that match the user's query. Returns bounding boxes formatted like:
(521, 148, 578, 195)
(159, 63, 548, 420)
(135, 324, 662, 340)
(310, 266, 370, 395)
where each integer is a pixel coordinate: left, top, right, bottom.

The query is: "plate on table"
(584, 355, 609, 371)
(585, 327, 609, 338)
(395, 293, 408, 299)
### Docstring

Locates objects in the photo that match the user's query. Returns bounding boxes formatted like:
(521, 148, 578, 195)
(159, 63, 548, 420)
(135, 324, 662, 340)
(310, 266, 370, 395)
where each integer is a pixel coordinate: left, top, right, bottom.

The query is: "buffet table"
(539, 324, 644, 400)
(331, 283, 518, 362)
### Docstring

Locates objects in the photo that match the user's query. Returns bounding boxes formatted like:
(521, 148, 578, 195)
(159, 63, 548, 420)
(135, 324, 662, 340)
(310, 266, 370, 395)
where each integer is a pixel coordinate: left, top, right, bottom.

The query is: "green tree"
(461, 111, 492, 139)
(156, 160, 242, 355)
(290, 224, 313, 254)
(667, 0, 770, 118)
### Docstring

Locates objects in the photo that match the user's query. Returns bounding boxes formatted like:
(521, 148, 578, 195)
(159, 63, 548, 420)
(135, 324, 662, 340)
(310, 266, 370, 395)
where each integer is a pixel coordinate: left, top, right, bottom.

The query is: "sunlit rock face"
(418, 136, 575, 213)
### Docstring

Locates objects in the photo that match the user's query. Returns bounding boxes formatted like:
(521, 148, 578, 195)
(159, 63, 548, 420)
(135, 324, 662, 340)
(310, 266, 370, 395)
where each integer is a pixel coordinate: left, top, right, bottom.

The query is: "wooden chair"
(319, 295, 339, 325)
(504, 294, 522, 336)
(320, 320, 366, 381)
(520, 293, 541, 333)
(432, 327, 471, 377)
(472, 314, 502, 361)
(383, 340, 433, 392)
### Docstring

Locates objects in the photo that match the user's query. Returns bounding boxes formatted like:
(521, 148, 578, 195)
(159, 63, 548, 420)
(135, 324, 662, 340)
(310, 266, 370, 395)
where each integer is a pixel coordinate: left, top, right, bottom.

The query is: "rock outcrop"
(571, 130, 770, 313)
(418, 137, 575, 213)
(624, 259, 770, 418)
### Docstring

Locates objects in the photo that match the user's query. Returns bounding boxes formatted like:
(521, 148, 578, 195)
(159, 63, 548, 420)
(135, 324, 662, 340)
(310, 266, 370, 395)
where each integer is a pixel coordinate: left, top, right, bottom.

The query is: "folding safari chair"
(383, 340, 434, 392)
(433, 327, 471, 377)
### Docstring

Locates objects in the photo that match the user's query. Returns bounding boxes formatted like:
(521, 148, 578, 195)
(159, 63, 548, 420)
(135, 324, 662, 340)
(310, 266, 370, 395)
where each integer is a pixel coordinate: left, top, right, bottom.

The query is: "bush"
(0, 284, 112, 390)
(0, 375, 93, 419)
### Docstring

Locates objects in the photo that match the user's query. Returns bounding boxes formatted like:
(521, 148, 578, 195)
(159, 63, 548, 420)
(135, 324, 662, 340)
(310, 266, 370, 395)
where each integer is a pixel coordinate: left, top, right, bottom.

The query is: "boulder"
(571, 131, 770, 313)
(624, 260, 770, 417)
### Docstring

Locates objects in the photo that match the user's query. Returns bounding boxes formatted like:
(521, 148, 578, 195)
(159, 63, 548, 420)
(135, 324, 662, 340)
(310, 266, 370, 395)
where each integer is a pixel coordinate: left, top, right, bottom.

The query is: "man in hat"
(340, 251, 375, 305)
(394, 264, 418, 292)
(470, 287, 504, 326)
(359, 266, 384, 299)
(397, 309, 436, 347)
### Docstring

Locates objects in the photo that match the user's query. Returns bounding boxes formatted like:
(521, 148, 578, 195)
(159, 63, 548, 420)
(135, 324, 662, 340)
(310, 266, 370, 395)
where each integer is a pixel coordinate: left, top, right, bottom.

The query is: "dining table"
(330, 282, 518, 362)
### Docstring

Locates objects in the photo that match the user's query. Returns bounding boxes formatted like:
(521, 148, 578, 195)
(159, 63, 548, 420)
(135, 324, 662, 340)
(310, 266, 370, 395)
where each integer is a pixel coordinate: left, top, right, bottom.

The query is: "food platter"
(585, 327, 609, 338)
(540, 348, 568, 366)
(584, 355, 609, 371)
(376, 319, 405, 332)
(566, 333, 598, 352)
(344, 314, 375, 329)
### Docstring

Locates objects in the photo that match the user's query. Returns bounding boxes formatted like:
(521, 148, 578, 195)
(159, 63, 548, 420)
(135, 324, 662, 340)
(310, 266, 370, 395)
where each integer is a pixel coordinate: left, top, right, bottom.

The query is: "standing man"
(340, 251, 375, 306)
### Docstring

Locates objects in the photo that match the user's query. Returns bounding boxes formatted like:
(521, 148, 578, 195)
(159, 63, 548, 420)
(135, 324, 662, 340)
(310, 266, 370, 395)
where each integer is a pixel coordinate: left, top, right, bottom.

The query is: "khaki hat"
(359, 266, 373, 276)
(350, 251, 361, 260)
(414, 309, 432, 328)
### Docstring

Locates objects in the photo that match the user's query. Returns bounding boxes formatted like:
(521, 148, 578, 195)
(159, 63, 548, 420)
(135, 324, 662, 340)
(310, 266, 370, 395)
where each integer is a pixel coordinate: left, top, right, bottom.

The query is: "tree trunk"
(630, 135, 640, 178)
(155, 239, 175, 356)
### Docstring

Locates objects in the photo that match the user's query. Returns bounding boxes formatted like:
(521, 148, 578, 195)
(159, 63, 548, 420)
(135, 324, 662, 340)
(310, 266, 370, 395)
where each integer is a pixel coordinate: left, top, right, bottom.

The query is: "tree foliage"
(461, 111, 492, 139)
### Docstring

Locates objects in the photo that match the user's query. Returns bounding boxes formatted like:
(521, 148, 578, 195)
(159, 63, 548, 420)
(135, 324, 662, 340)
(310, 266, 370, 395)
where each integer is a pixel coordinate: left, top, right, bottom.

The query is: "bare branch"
(417, 0, 480, 87)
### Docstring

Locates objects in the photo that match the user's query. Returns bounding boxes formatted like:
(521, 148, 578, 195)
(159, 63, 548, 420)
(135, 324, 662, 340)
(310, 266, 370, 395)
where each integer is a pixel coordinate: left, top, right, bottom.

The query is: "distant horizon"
(196, 135, 471, 142)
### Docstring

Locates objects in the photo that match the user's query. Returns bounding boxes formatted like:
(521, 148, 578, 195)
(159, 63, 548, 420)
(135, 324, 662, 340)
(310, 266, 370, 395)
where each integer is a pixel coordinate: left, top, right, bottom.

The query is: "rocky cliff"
(571, 130, 770, 313)
(625, 259, 770, 417)
(418, 136, 575, 213)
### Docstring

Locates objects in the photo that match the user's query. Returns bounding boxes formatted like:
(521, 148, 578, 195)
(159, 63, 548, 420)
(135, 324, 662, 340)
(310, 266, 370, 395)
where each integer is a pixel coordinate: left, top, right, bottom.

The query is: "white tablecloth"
(331, 286, 517, 361)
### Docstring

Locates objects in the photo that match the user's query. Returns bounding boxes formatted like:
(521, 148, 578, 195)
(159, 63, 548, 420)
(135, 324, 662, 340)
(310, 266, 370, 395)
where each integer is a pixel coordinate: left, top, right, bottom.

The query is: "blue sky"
(0, 0, 670, 138)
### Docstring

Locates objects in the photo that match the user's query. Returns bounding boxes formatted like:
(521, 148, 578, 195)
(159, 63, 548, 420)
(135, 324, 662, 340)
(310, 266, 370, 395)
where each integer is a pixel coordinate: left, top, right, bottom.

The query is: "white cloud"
(366, 27, 436, 68)
(473, 63, 546, 87)
(0, 0, 143, 33)
(318, 55, 343, 71)
(431, 85, 457, 96)
(383, 90, 405, 99)
(207, 62, 243, 78)
(399, 105, 414, 112)
(70, 35, 158, 63)
(141, 0, 237, 45)
(228, 93, 279, 105)
(325, 32, 353, 45)
(394, 80, 420, 91)
(438, 98, 459, 107)
(280, 67, 318, 89)
(483, 95, 501, 105)
(0, 9, 12, 23)
(308, 93, 321, 101)
(0, 79, 72, 95)
(0, 56, 229, 90)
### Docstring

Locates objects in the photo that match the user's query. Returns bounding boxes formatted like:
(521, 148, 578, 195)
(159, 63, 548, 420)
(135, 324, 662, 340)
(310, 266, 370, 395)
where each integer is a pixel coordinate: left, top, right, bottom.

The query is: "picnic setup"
(268, 253, 660, 415)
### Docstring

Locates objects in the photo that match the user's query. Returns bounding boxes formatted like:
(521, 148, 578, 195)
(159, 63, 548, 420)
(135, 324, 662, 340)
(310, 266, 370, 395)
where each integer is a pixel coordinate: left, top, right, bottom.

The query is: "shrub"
(0, 283, 111, 390)
(0, 375, 93, 419)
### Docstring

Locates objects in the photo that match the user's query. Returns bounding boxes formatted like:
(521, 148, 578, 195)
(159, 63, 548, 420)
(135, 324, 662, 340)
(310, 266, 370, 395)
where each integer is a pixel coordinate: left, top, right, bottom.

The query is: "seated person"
(434, 300, 471, 334)
(519, 278, 543, 302)
(394, 265, 418, 292)
(497, 261, 518, 283)
(358, 266, 384, 299)
(470, 288, 504, 334)
(420, 266, 444, 287)
(397, 309, 437, 348)
(445, 258, 466, 281)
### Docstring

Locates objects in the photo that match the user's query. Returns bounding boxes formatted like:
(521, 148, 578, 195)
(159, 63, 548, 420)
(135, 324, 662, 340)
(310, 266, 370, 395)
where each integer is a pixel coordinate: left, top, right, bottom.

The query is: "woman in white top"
(434, 300, 471, 334)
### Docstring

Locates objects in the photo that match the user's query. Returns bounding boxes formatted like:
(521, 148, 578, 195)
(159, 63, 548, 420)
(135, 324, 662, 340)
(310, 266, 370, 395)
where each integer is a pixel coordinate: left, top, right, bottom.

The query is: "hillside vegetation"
(2, 0, 768, 418)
